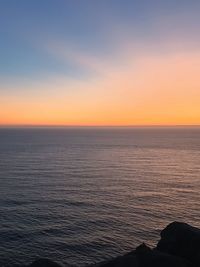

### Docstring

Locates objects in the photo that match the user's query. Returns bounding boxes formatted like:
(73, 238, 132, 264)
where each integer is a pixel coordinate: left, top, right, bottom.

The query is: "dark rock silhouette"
(136, 243, 188, 267)
(29, 258, 63, 267)
(98, 243, 188, 267)
(96, 247, 139, 267)
(18, 222, 200, 267)
(157, 221, 200, 266)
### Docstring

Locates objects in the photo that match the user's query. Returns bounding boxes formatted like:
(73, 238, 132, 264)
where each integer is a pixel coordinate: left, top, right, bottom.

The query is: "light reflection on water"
(0, 127, 199, 266)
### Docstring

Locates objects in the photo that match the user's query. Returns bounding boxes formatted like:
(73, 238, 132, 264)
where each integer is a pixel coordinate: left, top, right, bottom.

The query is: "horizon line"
(0, 124, 200, 128)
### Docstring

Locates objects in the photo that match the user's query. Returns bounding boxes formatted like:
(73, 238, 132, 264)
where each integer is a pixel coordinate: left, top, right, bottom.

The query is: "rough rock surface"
(98, 243, 189, 267)
(157, 221, 200, 266)
(17, 222, 200, 267)
(29, 258, 63, 267)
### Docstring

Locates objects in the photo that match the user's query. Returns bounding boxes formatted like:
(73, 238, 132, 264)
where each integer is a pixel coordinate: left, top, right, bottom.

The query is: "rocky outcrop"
(29, 258, 63, 267)
(98, 243, 189, 267)
(157, 221, 200, 266)
(19, 222, 200, 267)
(16, 258, 63, 267)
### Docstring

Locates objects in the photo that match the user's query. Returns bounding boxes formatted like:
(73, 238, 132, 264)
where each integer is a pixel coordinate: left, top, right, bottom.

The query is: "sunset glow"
(1, 1, 200, 126)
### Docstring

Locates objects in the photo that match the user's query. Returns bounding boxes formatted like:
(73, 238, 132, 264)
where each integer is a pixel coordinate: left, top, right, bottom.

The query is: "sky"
(0, 0, 200, 126)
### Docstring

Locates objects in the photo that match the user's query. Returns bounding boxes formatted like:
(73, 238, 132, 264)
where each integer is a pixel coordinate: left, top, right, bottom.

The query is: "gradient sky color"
(1, 0, 200, 126)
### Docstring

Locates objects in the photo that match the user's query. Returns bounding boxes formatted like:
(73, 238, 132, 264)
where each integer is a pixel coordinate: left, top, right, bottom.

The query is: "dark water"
(0, 127, 200, 266)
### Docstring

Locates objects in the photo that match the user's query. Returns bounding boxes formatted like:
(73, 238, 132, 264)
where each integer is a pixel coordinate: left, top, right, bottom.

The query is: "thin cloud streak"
(1, 5, 200, 125)
(1, 45, 200, 125)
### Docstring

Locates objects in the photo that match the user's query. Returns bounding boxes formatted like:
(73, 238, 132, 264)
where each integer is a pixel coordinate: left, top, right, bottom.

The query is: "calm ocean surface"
(0, 127, 200, 266)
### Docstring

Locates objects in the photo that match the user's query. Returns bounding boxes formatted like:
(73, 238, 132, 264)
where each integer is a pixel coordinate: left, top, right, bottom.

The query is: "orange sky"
(1, 50, 200, 126)
(1, 2, 200, 126)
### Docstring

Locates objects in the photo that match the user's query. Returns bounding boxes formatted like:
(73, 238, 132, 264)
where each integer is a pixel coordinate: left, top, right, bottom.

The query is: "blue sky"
(1, 1, 200, 125)
(1, 0, 199, 78)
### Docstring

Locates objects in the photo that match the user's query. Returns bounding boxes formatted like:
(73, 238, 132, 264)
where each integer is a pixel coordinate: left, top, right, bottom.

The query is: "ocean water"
(0, 127, 199, 266)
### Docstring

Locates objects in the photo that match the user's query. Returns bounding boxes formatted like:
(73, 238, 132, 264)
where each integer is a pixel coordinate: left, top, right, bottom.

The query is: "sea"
(0, 127, 199, 266)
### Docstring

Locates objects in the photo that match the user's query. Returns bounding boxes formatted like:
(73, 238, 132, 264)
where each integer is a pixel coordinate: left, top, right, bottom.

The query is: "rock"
(135, 243, 189, 267)
(98, 243, 189, 267)
(97, 250, 139, 267)
(157, 221, 200, 266)
(29, 258, 62, 267)
(11, 221, 200, 267)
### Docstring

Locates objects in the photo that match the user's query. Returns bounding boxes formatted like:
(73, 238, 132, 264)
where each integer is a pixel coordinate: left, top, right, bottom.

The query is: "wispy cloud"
(1, 5, 200, 125)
